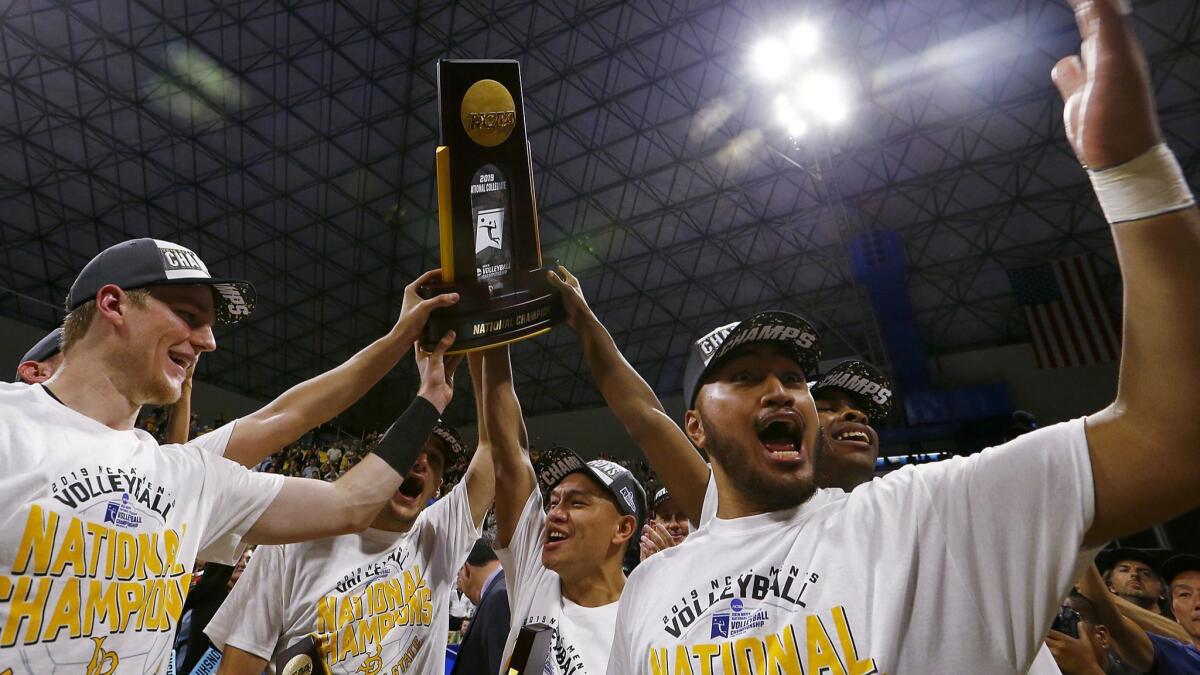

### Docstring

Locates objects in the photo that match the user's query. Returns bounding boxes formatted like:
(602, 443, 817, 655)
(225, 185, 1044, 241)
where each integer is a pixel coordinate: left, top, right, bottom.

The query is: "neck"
(559, 557, 625, 607)
(711, 464, 799, 519)
(368, 513, 416, 533)
(43, 351, 142, 430)
(1122, 594, 1161, 613)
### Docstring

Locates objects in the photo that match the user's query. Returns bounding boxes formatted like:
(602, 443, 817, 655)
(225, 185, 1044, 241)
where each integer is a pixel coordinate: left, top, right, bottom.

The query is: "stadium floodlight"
(786, 119, 809, 138)
(799, 72, 849, 124)
(750, 37, 790, 82)
(789, 22, 820, 59)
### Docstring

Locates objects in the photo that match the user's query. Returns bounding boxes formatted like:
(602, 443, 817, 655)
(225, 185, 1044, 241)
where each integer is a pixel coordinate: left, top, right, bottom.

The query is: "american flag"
(1006, 255, 1120, 369)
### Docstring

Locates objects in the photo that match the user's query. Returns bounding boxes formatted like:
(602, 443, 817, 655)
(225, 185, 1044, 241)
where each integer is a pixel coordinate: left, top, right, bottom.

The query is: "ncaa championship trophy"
(419, 59, 563, 353)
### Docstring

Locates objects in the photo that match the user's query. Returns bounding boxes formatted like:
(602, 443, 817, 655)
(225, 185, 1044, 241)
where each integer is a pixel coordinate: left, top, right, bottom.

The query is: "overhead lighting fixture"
(746, 20, 852, 136)
(750, 37, 790, 82)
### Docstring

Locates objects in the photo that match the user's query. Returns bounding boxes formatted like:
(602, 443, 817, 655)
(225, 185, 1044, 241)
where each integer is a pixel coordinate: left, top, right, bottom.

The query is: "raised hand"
(395, 269, 460, 341)
(546, 266, 594, 330)
(415, 331, 462, 413)
(1052, 0, 1160, 169)
(639, 521, 680, 562)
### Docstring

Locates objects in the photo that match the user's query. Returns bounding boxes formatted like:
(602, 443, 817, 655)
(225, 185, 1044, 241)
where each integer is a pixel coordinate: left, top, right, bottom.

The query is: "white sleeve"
(912, 417, 1095, 669)
(204, 544, 288, 660)
(606, 583, 639, 675)
(494, 489, 547, 606)
(193, 451, 286, 564)
(188, 420, 237, 456)
(696, 465, 716, 528)
(421, 481, 482, 581)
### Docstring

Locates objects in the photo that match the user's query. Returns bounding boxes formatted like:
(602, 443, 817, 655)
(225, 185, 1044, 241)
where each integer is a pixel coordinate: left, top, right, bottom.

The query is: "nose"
(761, 373, 796, 408)
(547, 502, 568, 523)
(839, 406, 869, 425)
(192, 324, 217, 354)
(411, 452, 429, 473)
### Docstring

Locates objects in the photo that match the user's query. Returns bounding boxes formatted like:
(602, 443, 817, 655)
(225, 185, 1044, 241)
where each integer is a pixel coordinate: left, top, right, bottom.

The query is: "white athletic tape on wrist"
(1089, 144, 1195, 224)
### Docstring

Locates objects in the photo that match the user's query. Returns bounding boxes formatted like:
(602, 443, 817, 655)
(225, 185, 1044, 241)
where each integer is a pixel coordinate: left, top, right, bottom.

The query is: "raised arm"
(463, 353, 496, 527)
(547, 267, 710, 523)
(244, 331, 463, 544)
(481, 346, 536, 548)
(1078, 563, 1155, 670)
(1051, 0, 1200, 545)
(221, 270, 460, 468)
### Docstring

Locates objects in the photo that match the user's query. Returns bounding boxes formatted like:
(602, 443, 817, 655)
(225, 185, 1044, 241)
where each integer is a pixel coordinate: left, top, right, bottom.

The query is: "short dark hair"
(1065, 590, 1102, 625)
(466, 538, 499, 567)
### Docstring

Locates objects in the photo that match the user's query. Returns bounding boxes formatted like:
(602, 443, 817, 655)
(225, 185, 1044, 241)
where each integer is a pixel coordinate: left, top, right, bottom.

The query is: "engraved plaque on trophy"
(418, 59, 564, 354)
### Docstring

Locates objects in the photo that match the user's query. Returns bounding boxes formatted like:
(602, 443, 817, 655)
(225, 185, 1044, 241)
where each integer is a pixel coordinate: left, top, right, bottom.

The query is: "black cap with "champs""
(67, 238, 255, 325)
(682, 310, 822, 408)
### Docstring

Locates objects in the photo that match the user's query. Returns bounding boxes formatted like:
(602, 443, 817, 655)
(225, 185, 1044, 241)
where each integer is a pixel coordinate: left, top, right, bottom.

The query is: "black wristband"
(371, 396, 441, 475)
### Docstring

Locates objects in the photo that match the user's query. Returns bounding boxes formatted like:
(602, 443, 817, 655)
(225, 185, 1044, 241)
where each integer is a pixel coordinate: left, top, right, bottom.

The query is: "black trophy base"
(419, 262, 564, 354)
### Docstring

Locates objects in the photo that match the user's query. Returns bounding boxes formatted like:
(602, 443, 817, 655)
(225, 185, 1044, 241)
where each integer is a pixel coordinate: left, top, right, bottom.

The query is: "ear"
(612, 514, 637, 546)
(1095, 625, 1111, 648)
(94, 285, 130, 327)
(684, 408, 706, 449)
(17, 362, 45, 384)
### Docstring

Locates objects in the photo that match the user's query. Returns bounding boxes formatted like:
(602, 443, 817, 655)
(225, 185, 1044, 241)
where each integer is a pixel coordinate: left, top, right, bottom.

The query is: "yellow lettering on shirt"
(644, 608, 879, 675)
(313, 563, 436, 666)
(0, 513, 192, 646)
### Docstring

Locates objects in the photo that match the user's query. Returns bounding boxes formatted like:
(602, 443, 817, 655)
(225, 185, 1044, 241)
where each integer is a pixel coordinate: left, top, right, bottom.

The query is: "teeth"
(836, 430, 869, 442)
(548, 532, 567, 541)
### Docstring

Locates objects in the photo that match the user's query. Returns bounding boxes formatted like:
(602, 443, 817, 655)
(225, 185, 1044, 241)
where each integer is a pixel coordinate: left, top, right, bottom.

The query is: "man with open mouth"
(480, 346, 647, 675)
(606, 1, 1200, 670)
(203, 373, 494, 675)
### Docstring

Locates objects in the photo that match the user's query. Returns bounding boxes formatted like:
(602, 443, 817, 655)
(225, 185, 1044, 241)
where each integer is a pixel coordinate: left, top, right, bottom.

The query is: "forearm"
(464, 353, 496, 526)
(164, 384, 191, 444)
(214, 644, 268, 675)
(482, 348, 536, 546)
(576, 313, 709, 523)
(1112, 589, 1192, 642)
(1086, 205, 1200, 542)
(244, 399, 441, 543)
(228, 330, 414, 463)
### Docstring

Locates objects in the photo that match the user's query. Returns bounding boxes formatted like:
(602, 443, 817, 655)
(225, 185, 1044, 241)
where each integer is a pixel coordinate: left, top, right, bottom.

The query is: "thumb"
(1051, 55, 1085, 101)
(546, 269, 568, 289)
(431, 331, 456, 362)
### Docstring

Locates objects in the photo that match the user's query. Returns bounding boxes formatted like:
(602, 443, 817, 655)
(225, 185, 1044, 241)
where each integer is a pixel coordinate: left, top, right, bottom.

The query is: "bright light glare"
(786, 119, 808, 138)
(750, 37, 790, 82)
(799, 71, 849, 123)
(789, 22, 820, 58)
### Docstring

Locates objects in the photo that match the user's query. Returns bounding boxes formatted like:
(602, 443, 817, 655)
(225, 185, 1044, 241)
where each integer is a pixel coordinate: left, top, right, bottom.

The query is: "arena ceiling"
(2, 0, 1198, 428)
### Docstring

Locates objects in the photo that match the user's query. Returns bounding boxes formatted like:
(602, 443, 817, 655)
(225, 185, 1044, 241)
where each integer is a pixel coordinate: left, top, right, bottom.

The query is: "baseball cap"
(535, 446, 647, 528)
(430, 421, 468, 463)
(1097, 547, 1161, 574)
(67, 238, 255, 325)
(682, 310, 822, 408)
(652, 487, 672, 511)
(811, 359, 894, 421)
(1161, 554, 1200, 585)
(14, 328, 63, 381)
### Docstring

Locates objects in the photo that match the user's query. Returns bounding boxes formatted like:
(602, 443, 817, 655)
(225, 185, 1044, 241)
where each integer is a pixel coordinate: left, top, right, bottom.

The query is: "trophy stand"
(419, 59, 563, 354)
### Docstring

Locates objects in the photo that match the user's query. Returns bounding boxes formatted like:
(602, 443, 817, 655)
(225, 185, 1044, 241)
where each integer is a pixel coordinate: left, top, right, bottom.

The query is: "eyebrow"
(549, 487, 596, 501)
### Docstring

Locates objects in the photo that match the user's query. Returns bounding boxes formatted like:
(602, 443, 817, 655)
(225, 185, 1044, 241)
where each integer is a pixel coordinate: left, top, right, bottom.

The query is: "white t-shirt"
(609, 418, 1097, 674)
(497, 490, 621, 675)
(0, 382, 284, 674)
(204, 481, 480, 674)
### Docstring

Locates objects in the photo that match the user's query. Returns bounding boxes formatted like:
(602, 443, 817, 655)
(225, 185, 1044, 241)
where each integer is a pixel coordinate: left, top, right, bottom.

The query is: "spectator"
(1162, 555, 1200, 650)
(1080, 562, 1200, 673)
(639, 488, 691, 562)
(1045, 591, 1117, 675)
(1101, 548, 1168, 615)
(452, 539, 510, 675)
